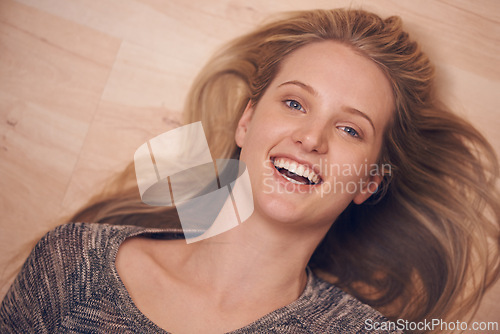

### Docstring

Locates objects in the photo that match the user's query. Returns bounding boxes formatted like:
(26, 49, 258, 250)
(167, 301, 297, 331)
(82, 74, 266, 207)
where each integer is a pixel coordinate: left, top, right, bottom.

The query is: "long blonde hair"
(71, 9, 500, 331)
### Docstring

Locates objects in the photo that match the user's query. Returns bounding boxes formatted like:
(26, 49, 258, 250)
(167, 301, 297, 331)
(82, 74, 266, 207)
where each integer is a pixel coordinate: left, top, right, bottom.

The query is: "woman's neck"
(116, 211, 333, 333)
(172, 211, 330, 309)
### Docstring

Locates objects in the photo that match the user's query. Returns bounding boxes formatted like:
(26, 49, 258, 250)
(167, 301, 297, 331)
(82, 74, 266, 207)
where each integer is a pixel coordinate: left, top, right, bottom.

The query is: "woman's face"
(235, 41, 394, 229)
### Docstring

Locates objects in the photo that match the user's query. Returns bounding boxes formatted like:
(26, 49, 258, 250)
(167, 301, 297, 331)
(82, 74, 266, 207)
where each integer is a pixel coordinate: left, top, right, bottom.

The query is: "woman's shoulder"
(231, 269, 403, 334)
(40, 222, 141, 245)
(0, 223, 144, 332)
(37, 222, 180, 253)
(297, 270, 403, 333)
(0, 223, 182, 332)
(14, 222, 145, 286)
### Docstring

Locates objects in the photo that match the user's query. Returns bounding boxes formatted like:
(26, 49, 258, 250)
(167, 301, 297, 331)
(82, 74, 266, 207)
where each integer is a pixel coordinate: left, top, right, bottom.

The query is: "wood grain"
(1, 0, 498, 329)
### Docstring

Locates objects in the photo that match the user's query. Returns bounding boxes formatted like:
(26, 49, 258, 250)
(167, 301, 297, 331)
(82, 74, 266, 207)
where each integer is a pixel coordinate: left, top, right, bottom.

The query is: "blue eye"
(339, 126, 359, 138)
(285, 100, 305, 112)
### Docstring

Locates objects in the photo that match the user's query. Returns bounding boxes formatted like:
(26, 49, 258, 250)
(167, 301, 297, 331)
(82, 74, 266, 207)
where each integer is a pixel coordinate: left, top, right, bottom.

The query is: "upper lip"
(269, 153, 322, 180)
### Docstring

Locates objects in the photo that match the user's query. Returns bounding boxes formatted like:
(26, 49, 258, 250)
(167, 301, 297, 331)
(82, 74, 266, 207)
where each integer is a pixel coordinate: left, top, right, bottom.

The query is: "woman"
(1, 8, 499, 333)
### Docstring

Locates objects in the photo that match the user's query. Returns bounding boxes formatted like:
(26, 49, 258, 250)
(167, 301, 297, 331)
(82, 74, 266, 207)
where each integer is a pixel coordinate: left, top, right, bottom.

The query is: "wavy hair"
(71, 9, 500, 332)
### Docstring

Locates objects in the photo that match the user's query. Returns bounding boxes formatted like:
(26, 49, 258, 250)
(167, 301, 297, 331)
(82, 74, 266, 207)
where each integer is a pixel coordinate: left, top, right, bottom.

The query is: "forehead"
(271, 41, 394, 131)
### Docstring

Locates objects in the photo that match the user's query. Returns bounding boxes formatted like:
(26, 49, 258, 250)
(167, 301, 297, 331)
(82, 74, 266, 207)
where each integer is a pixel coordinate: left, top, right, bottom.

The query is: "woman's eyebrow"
(278, 80, 376, 135)
(278, 80, 319, 97)
(343, 107, 376, 135)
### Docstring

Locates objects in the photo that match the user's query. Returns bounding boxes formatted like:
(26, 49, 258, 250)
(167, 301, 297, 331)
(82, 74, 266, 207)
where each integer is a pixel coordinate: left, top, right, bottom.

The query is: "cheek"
(322, 148, 380, 183)
(243, 113, 286, 150)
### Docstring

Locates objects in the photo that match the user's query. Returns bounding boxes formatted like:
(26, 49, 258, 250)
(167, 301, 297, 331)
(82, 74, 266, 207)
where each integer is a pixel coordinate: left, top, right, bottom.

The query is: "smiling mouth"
(272, 157, 322, 185)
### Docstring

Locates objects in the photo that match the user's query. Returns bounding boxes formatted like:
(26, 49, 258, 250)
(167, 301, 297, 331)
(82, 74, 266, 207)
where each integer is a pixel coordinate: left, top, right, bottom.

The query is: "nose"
(291, 119, 328, 154)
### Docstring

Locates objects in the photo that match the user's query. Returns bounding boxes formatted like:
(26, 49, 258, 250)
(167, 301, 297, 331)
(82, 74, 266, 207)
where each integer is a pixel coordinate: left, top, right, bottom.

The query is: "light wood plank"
(0, 0, 121, 296)
(60, 100, 182, 219)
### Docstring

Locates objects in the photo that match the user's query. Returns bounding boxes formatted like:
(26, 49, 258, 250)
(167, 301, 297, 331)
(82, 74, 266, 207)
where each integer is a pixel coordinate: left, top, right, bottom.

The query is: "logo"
(134, 122, 254, 243)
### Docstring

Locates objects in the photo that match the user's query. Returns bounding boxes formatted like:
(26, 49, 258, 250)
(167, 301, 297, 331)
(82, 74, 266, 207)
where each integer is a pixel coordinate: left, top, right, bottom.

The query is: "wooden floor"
(1, 0, 499, 329)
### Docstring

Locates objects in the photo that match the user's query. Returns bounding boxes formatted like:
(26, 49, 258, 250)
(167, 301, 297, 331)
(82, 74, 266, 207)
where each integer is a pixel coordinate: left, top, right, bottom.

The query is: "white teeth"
(303, 169, 309, 178)
(272, 157, 321, 184)
(296, 165, 305, 176)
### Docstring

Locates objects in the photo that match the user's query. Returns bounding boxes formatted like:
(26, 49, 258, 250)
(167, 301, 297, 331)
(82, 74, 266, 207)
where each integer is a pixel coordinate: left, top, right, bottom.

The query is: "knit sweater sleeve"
(0, 223, 92, 333)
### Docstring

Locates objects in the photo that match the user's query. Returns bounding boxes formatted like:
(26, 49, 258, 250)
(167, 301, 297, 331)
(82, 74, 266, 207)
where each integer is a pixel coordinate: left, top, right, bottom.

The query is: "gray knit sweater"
(0, 223, 403, 333)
